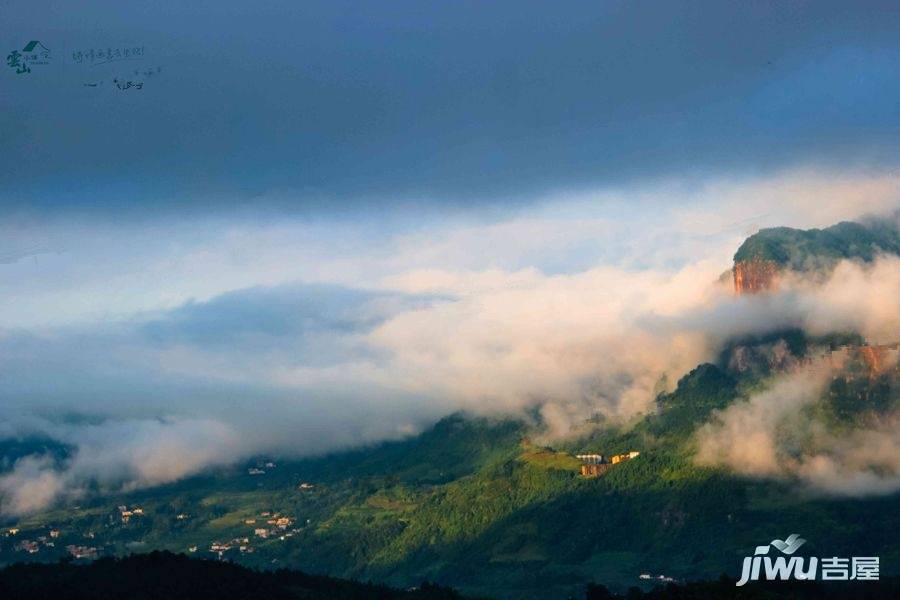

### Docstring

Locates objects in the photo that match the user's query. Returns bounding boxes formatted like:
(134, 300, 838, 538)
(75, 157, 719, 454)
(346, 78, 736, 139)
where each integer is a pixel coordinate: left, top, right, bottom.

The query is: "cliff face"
(730, 218, 900, 295)
(732, 258, 780, 295)
(858, 345, 900, 376)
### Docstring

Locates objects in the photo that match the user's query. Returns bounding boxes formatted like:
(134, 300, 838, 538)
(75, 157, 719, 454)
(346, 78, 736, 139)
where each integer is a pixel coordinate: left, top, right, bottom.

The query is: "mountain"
(4, 361, 896, 599)
(2, 551, 899, 600)
(1, 219, 898, 599)
(0, 550, 472, 599)
(732, 219, 900, 293)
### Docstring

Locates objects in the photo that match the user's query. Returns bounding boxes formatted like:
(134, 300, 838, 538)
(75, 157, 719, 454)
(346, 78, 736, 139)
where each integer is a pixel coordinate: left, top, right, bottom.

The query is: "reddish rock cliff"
(859, 345, 900, 376)
(733, 258, 780, 295)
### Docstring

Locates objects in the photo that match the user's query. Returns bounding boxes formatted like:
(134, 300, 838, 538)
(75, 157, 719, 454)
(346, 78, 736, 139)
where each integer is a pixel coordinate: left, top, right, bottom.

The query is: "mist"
(1, 172, 899, 515)
(695, 357, 900, 497)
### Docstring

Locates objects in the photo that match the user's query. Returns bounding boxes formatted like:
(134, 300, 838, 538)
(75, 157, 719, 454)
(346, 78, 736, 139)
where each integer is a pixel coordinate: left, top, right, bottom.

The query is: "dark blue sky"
(2, 1, 899, 215)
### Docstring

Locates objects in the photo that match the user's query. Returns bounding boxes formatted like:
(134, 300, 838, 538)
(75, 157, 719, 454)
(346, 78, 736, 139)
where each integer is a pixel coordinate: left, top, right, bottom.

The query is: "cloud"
(791, 256, 900, 344)
(0, 259, 717, 513)
(0, 173, 898, 514)
(365, 262, 723, 423)
(695, 368, 832, 478)
(0, 456, 70, 517)
(2, 2, 900, 212)
(796, 425, 900, 496)
(695, 359, 900, 497)
(652, 254, 900, 348)
(0, 418, 244, 516)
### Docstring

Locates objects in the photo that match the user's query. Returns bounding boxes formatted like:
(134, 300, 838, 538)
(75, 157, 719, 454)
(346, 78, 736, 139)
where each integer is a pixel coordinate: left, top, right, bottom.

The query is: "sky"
(2, 1, 900, 514)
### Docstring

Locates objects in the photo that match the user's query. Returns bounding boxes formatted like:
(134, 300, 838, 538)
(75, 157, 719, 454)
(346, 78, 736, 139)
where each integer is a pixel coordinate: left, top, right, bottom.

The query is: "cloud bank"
(3, 2, 900, 212)
(695, 358, 900, 497)
(0, 173, 898, 515)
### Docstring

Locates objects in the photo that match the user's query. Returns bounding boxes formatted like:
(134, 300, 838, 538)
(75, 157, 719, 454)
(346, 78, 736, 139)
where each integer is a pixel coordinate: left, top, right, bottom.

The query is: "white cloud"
(1, 170, 898, 513)
(696, 359, 900, 497)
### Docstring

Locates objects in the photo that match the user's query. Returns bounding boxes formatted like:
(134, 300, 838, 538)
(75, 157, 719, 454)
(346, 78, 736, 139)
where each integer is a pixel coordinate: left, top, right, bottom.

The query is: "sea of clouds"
(0, 171, 898, 515)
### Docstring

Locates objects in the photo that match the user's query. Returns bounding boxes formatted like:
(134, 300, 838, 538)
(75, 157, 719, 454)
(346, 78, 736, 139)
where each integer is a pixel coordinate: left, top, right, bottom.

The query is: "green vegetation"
(3, 358, 897, 599)
(733, 220, 900, 269)
(3, 219, 897, 598)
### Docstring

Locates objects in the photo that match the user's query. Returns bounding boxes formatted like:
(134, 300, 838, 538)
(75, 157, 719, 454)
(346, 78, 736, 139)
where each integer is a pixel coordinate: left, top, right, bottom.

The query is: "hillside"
(0, 550, 471, 599)
(1, 219, 898, 599)
(733, 220, 900, 268)
(3, 354, 897, 599)
(2, 551, 899, 600)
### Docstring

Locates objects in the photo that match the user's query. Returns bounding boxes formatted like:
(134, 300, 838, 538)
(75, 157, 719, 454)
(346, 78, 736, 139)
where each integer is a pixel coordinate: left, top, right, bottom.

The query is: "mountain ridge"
(1, 218, 898, 599)
(732, 218, 900, 294)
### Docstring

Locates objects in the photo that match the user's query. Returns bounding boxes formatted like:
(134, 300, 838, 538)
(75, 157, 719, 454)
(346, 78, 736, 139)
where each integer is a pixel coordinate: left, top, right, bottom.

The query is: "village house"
(578, 450, 640, 477)
(15, 540, 40, 554)
(581, 463, 611, 477)
(66, 545, 98, 559)
(118, 505, 144, 523)
(611, 451, 640, 464)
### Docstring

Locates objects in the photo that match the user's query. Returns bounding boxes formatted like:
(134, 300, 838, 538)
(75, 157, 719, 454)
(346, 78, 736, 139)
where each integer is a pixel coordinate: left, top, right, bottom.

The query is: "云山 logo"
(6, 40, 51, 74)
(736, 534, 880, 586)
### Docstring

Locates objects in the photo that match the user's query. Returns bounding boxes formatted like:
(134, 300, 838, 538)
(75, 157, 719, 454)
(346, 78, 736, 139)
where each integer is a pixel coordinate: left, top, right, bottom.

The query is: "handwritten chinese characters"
(73, 46, 145, 66)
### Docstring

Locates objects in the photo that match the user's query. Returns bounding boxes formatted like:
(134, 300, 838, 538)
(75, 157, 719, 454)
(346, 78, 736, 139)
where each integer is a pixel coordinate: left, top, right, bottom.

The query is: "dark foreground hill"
(1, 551, 897, 600)
(5, 354, 897, 599)
(0, 550, 470, 600)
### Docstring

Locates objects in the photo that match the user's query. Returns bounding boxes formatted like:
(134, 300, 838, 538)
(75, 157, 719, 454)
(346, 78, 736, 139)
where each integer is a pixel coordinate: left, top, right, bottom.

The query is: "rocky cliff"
(731, 218, 900, 295)
(732, 257, 780, 294)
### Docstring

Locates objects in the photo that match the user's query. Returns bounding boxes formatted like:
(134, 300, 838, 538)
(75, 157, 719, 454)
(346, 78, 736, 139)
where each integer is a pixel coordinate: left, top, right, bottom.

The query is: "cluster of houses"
(639, 572, 676, 583)
(2, 506, 149, 560)
(3, 493, 319, 565)
(252, 511, 297, 539)
(117, 505, 144, 523)
(208, 537, 255, 558)
(576, 451, 640, 477)
(5, 527, 63, 556)
(248, 461, 278, 476)
(15, 539, 40, 554)
(65, 544, 99, 559)
(197, 510, 304, 559)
